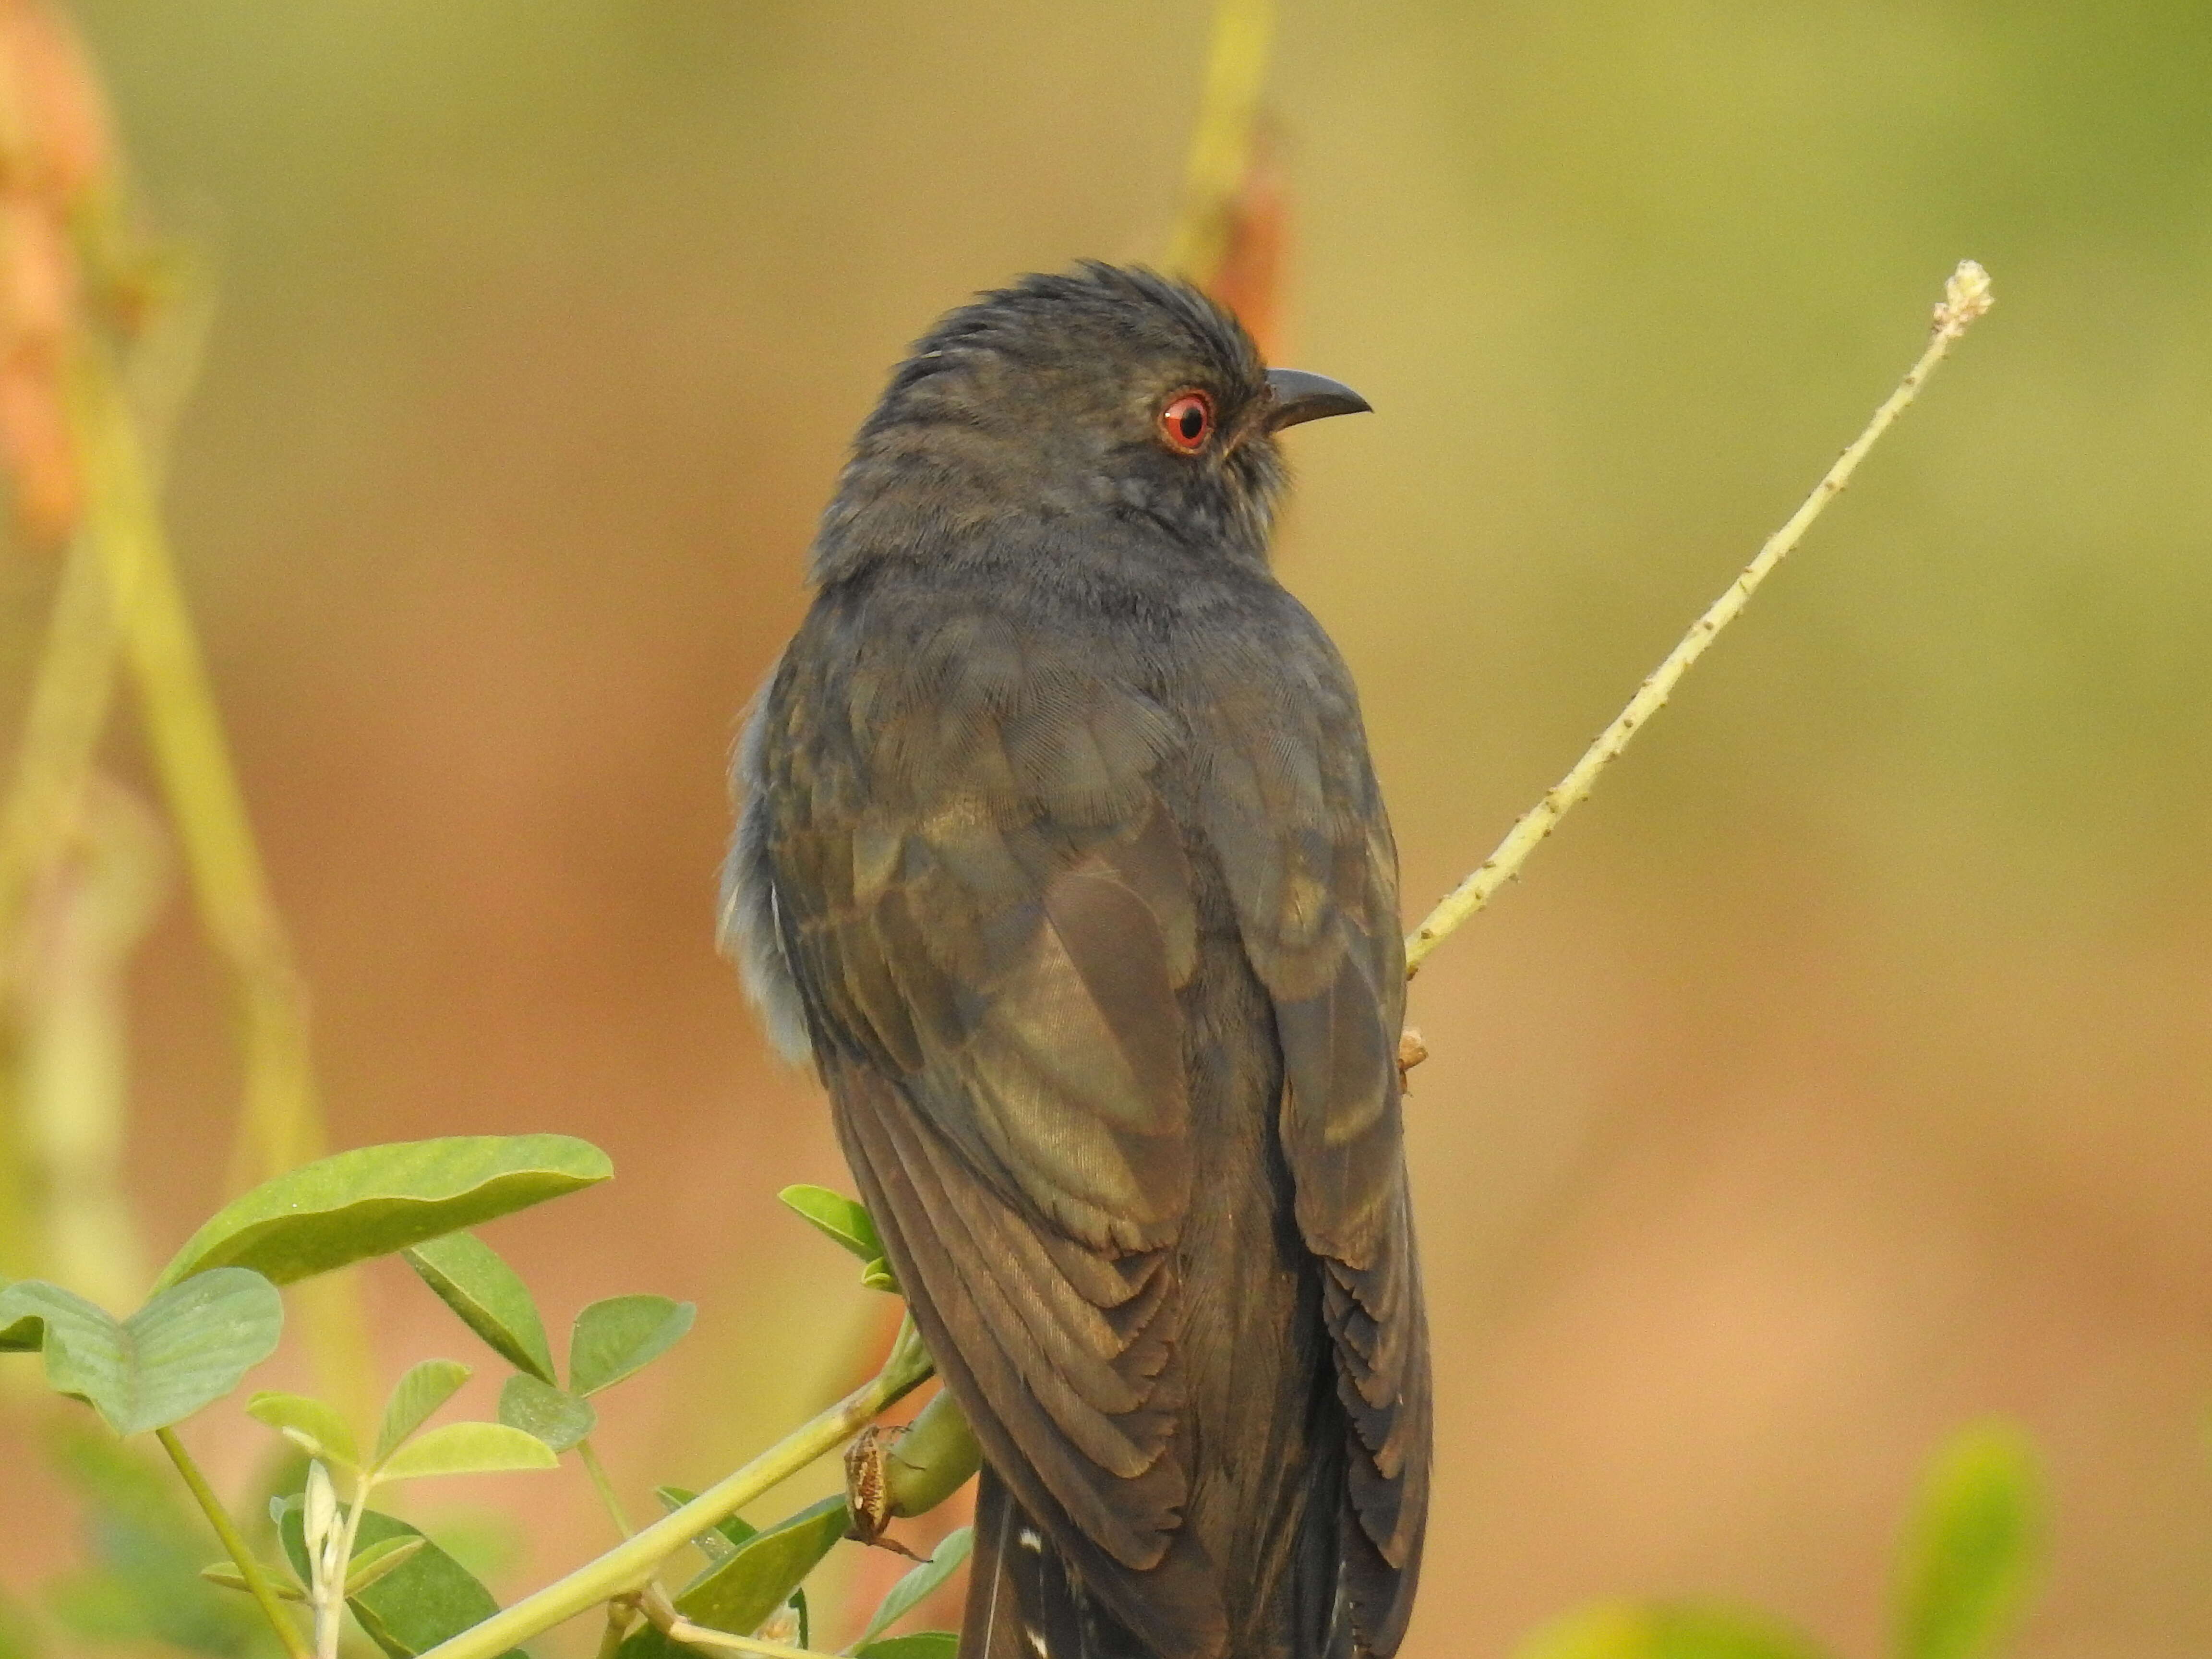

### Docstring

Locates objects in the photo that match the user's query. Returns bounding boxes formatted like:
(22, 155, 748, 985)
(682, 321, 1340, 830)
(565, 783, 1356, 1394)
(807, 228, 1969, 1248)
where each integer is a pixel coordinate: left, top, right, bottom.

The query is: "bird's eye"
(1159, 391, 1214, 453)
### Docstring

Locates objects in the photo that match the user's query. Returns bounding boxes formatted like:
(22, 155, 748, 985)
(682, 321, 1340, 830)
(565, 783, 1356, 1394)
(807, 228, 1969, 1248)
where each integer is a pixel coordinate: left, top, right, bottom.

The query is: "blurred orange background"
(3, 4, 2211, 1656)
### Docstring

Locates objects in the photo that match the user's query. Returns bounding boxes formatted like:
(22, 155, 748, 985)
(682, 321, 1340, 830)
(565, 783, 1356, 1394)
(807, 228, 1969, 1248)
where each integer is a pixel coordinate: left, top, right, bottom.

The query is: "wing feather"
(752, 599, 1225, 1653)
(1194, 616, 1431, 1656)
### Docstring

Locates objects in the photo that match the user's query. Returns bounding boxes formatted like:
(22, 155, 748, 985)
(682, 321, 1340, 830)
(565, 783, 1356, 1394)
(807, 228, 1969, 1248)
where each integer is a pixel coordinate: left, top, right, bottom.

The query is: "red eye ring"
(1159, 390, 1214, 453)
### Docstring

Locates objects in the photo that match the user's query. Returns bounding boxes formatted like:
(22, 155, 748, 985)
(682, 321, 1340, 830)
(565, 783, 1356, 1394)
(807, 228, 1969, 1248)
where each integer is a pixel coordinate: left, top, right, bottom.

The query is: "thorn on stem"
(1396, 1027, 1429, 1093)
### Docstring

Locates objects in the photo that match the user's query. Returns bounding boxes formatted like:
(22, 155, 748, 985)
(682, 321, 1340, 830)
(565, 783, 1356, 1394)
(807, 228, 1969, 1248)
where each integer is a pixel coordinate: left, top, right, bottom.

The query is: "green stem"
(660, 1617, 824, 1659)
(577, 1439, 635, 1538)
(593, 1601, 637, 1659)
(156, 1426, 312, 1659)
(416, 1319, 935, 1659)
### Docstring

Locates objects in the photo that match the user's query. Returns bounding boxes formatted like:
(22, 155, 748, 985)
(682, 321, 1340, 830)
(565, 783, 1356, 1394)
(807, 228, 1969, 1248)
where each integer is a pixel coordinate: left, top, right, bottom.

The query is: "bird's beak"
(1263, 367, 1371, 431)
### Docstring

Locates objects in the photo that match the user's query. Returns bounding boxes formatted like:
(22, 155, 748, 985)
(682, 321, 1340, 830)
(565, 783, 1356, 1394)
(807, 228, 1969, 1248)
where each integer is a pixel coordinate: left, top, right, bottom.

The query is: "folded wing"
(753, 605, 1225, 1654)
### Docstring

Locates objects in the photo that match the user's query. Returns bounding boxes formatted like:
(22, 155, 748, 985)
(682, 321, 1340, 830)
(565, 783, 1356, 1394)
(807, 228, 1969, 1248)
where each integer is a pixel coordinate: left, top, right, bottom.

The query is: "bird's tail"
(962, 1469, 1154, 1659)
(959, 1467, 1358, 1659)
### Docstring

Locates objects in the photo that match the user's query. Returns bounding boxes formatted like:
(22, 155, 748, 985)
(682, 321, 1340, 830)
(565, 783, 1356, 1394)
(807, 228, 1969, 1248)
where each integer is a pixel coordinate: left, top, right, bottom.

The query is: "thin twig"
(1404, 261, 1995, 976)
(578, 1439, 637, 1538)
(157, 1426, 313, 1659)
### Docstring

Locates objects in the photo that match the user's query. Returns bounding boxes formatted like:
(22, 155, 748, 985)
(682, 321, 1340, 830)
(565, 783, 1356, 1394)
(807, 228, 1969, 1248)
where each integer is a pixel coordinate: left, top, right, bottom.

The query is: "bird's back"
(736, 545, 1426, 1659)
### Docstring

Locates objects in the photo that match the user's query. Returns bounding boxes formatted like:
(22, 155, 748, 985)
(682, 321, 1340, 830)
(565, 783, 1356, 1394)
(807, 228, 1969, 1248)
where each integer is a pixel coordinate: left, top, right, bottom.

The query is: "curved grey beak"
(1264, 367, 1371, 431)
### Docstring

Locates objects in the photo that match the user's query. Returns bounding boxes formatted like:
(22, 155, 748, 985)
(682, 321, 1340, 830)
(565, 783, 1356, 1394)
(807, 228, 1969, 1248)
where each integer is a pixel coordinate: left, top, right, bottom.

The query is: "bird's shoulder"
(768, 549, 1358, 752)
(747, 555, 1396, 1003)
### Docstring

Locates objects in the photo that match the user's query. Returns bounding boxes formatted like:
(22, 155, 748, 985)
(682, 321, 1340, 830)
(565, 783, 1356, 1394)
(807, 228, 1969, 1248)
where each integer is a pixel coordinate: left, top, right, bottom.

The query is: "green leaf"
(373, 1421, 557, 1484)
(199, 1559, 306, 1599)
(154, 1134, 613, 1292)
(860, 1258, 901, 1294)
(410, 1509, 523, 1588)
(778, 1185, 884, 1263)
(278, 1500, 521, 1659)
(649, 1486, 809, 1643)
(0, 1270, 283, 1435)
(1513, 1602, 1834, 1659)
(0, 1280, 124, 1396)
(498, 1373, 596, 1453)
(854, 1635, 960, 1659)
(0, 1307, 46, 1351)
(401, 1233, 557, 1383)
(654, 1484, 754, 1563)
(779, 1185, 902, 1291)
(567, 1296, 694, 1397)
(246, 1391, 360, 1468)
(675, 1493, 847, 1636)
(1895, 1420, 2044, 1659)
(375, 1359, 474, 1467)
(345, 1535, 427, 1595)
(857, 1526, 972, 1646)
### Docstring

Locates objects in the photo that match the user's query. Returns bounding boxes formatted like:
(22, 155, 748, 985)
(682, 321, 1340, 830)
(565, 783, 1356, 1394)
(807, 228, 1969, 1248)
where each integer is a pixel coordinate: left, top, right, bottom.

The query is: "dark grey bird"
(724, 264, 1428, 1659)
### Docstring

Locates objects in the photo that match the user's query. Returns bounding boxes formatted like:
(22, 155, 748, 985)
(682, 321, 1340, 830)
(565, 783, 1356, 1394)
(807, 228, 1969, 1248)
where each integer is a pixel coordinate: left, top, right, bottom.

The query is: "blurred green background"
(3, 2, 2210, 1654)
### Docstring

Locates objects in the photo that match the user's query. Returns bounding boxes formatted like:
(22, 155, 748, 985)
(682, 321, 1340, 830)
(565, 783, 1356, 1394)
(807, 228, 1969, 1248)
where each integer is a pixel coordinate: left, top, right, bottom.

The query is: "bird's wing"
(1196, 622, 1431, 1658)
(757, 603, 1224, 1654)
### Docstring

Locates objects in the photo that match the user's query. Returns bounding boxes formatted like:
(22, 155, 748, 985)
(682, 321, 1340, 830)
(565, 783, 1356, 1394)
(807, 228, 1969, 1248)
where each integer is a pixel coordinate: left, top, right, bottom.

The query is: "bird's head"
(811, 262, 1368, 582)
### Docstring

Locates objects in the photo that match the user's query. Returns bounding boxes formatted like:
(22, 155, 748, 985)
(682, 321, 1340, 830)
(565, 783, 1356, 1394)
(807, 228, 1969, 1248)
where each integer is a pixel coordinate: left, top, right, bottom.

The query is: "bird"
(724, 263, 1428, 1659)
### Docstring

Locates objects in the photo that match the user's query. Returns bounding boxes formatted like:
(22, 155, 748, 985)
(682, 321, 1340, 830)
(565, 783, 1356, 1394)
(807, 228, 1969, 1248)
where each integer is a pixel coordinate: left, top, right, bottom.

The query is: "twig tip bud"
(1934, 260, 1994, 337)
